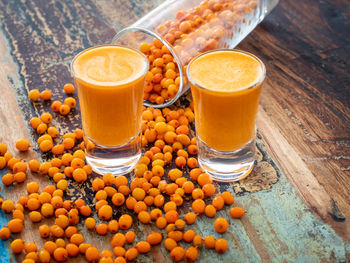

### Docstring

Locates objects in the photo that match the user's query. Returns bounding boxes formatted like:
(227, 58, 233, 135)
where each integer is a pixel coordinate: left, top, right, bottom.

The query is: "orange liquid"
(72, 46, 148, 147)
(188, 50, 264, 152)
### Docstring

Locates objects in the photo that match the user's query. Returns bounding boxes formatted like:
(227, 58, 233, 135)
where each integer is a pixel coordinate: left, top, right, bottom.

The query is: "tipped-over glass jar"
(112, 0, 278, 108)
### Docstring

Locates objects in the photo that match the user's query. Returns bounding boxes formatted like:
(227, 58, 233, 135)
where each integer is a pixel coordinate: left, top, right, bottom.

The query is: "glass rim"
(70, 44, 150, 87)
(111, 26, 185, 108)
(186, 49, 266, 94)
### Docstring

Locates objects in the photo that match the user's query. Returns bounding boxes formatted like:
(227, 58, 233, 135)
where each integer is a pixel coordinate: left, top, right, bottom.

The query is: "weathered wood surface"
(0, 0, 349, 262)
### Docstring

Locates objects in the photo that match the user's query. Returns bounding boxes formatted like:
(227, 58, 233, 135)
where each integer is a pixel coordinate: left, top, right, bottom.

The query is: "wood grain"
(0, 0, 349, 262)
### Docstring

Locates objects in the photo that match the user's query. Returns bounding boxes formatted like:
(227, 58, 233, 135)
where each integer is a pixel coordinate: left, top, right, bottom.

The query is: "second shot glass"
(187, 49, 265, 182)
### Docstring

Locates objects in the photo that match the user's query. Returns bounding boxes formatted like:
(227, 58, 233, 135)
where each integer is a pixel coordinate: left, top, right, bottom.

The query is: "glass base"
(85, 135, 141, 176)
(197, 136, 256, 182)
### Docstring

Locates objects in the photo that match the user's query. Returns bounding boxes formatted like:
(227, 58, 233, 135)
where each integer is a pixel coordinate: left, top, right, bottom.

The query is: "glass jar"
(112, 0, 278, 108)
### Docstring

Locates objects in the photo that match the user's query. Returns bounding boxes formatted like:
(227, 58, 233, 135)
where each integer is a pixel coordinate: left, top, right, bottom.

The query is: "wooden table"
(0, 0, 349, 262)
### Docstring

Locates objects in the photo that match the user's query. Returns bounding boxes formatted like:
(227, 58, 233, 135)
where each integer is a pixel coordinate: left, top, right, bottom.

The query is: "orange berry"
(184, 212, 197, 225)
(138, 211, 151, 224)
(64, 97, 76, 108)
(63, 83, 75, 94)
(192, 199, 205, 214)
(59, 104, 70, 115)
(0, 227, 11, 240)
(66, 243, 79, 257)
(96, 224, 108, 235)
(214, 217, 229, 233)
(230, 207, 246, 219)
(215, 238, 228, 254)
(85, 217, 96, 230)
(41, 112, 53, 124)
(165, 210, 179, 223)
(205, 204, 217, 218)
(15, 139, 30, 151)
(125, 231, 136, 244)
(202, 183, 216, 197)
(85, 247, 99, 262)
(118, 214, 133, 230)
(98, 205, 113, 221)
(170, 246, 185, 262)
(192, 188, 204, 200)
(183, 230, 196, 243)
(28, 89, 40, 101)
(185, 246, 199, 262)
(40, 89, 52, 100)
(51, 100, 62, 112)
(146, 232, 163, 245)
(221, 191, 235, 205)
(125, 247, 138, 261)
(212, 196, 225, 210)
(156, 216, 167, 229)
(10, 238, 25, 254)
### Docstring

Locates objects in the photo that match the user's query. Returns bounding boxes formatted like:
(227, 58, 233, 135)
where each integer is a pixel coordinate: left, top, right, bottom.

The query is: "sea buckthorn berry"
(189, 168, 202, 181)
(43, 241, 57, 253)
(212, 196, 225, 210)
(70, 233, 84, 246)
(40, 89, 52, 100)
(187, 157, 198, 168)
(29, 211, 42, 222)
(182, 181, 195, 194)
(125, 247, 138, 261)
(59, 104, 70, 115)
(155, 216, 167, 229)
(55, 214, 69, 229)
(174, 218, 185, 230)
(85, 247, 99, 262)
(63, 83, 75, 94)
(168, 169, 182, 181)
(14, 171, 26, 183)
(230, 207, 246, 219)
(0, 156, 6, 169)
(28, 89, 40, 101)
(132, 188, 146, 201)
(2, 173, 14, 186)
(185, 246, 199, 262)
(214, 217, 229, 234)
(164, 238, 177, 251)
(36, 123, 47, 134)
(98, 205, 113, 221)
(55, 238, 66, 248)
(112, 193, 125, 207)
(51, 100, 62, 112)
(64, 97, 77, 108)
(215, 238, 228, 254)
(41, 203, 54, 217)
(192, 199, 205, 214)
(133, 201, 147, 214)
(92, 178, 105, 191)
(85, 217, 96, 230)
(197, 173, 212, 187)
(192, 188, 204, 200)
(136, 241, 151, 254)
(95, 190, 107, 201)
(119, 214, 133, 230)
(65, 226, 78, 238)
(138, 211, 151, 224)
(202, 183, 216, 197)
(13, 209, 25, 221)
(146, 232, 162, 245)
(170, 246, 185, 262)
(113, 246, 125, 257)
(164, 201, 177, 213)
(11, 238, 25, 254)
(16, 139, 30, 152)
(41, 112, 52, 124)
(175, 156, 186, 168)
(204, 236, 216, 249)
(73, 168, 87, 183)
(111, 233, 126, 247)
(51, 225, 65, 237)
(187, 145, 198, 155)
(193, 234, 203, 248)
(13, 161, 27, 173)
(2, 200, 14, 213)
(221, 191, 235, 205)
(0, 227, 10, 240)
(29, 117, 41, 129)
(165, 210, 179, 224)
(205, 204, 217, 218)
(39, 224, 50, 238)
(96, 223, 108, 235)
(66, 243, 79, 257)
(38, 249, 51, 262)
(0, 143, 7, 155)
(102, 173, 114, 185)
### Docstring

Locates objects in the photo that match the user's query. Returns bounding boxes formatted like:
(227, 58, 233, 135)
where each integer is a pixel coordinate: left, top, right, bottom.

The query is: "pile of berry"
(0, 83, 246, 262)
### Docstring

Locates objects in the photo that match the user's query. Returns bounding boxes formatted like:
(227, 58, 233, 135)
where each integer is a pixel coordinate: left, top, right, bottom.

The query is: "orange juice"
(188, 50, 264, 152)
(72, 45, 148, 147)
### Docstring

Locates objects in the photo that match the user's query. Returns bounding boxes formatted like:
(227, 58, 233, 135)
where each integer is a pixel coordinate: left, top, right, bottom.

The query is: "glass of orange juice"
(187, 49, 265, 182)
(71, 45, 149, 175)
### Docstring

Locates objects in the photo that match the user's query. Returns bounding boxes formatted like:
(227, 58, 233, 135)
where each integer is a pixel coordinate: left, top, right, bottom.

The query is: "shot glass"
(187, 49, 265, 182)
(71, 45, 149, 175)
